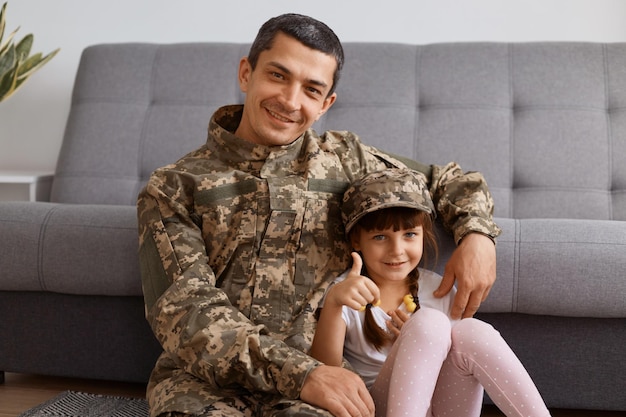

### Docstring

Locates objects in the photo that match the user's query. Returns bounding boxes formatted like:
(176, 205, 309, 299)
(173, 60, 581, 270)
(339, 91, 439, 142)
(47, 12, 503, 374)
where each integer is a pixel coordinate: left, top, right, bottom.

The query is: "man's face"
(235, 32, 337, 146)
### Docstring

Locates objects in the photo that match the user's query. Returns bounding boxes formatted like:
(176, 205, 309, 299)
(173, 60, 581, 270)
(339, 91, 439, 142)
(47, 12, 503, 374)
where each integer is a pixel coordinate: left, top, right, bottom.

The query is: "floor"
(0, 372, 145, 417)
(0, 372, 624, 417)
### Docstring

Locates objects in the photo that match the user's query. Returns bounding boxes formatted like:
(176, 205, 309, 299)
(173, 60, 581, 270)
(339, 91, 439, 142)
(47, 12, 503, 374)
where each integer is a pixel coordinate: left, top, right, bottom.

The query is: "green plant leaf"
(0, 26, 17, 55)
(0, 2, 60, 102)
(0, 2, 7, 46)
(16, 33, 32, 60)
(0, 40, 15, 77)
(17, 51, 41, 75)
(17, 48, 58, 79)
(0, 55, 18, 100)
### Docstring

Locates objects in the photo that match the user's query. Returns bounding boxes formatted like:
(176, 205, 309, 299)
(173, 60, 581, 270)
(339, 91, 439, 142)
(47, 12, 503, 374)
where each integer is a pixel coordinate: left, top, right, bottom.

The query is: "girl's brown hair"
(348, 207, 438, 351)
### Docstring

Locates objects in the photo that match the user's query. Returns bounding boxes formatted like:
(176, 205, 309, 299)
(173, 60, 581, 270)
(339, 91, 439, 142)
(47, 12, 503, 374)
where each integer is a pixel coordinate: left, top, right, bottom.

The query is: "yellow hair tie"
(403, 294, 417, 313)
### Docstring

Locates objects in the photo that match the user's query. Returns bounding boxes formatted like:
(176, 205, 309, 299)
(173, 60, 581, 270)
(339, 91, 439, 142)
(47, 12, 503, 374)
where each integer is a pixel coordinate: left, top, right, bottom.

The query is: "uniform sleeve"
(352, 143, 501, 245)
(137, 170, 320, 400)
(428, 162, 501, 244)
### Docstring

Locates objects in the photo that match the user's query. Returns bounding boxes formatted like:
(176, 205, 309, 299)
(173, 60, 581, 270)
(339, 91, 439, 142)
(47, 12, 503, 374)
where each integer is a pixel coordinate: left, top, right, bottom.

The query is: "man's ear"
(316, 92, 337, 121)
(238, 57, 252, 92)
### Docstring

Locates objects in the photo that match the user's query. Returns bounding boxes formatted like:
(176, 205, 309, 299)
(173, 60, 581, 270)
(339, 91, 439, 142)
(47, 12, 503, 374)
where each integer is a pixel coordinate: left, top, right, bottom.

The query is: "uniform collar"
(208, 105, 307, 165)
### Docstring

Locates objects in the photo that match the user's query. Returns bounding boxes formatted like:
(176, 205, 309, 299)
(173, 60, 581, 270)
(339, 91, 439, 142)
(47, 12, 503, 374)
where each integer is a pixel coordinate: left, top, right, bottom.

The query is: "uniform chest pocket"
(290, 183, 350, 307)
(196, 196, 257, 289)
(259, 207, 303, 260)
(298, 189, 349, 278)
(301, 179, 349, 259)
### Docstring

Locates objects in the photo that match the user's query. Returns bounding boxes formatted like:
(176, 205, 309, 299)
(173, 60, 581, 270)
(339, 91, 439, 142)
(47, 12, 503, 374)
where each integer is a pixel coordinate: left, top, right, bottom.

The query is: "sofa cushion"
(0, 202, 141, 296)
(51, 43, 250, 206)
(481, 218, 626, 318)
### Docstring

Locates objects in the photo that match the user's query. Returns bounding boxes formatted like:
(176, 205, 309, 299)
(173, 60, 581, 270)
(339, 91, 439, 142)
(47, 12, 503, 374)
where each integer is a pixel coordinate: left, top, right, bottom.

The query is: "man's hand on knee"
(300, 365, 374, 417)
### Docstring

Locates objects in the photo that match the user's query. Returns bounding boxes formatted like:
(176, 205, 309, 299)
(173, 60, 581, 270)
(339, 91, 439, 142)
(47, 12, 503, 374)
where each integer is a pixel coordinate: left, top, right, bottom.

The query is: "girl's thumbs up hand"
(349, 251, 364, 277)
(326, 252, 380, 311)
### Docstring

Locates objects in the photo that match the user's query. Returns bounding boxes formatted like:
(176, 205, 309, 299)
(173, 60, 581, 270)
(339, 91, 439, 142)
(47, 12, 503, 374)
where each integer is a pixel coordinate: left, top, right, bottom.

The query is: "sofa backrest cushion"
(52, 43, 246, 206)
(51, 42, 626, 221)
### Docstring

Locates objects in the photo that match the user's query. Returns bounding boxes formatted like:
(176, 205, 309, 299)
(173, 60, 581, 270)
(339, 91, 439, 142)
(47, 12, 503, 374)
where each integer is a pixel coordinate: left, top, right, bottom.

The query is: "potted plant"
(0, 2, 59, 102)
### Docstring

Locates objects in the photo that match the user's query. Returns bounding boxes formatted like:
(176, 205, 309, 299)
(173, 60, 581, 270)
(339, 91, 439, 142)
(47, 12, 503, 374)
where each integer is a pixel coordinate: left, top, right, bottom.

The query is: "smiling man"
(235, 32, 337, 147)
(137, 13, 500, 417)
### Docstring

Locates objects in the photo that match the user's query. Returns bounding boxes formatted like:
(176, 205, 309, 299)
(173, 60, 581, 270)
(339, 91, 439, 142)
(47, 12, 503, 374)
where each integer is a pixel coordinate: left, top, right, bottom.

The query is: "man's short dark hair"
(247, 13, 344, 96)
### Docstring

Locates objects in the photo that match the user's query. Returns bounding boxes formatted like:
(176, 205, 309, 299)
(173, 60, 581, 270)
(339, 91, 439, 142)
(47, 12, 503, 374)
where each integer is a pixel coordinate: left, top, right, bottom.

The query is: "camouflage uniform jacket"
(137, 105, 501, 416)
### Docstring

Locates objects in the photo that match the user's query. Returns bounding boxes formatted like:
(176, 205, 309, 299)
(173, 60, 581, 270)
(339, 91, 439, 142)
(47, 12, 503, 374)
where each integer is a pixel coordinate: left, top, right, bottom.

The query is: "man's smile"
(267, 108, 293, 123)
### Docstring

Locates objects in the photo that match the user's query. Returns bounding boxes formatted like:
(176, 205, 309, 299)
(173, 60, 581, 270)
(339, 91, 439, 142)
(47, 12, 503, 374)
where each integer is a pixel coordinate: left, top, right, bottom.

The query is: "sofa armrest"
(481, 218, 626, 318)
(0, 202, 141, 296)
(433, 217, 625, 318)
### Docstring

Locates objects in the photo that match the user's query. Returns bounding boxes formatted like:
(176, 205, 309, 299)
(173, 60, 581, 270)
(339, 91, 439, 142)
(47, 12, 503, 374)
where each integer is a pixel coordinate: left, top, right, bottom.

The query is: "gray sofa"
(0, 42, 624, 411)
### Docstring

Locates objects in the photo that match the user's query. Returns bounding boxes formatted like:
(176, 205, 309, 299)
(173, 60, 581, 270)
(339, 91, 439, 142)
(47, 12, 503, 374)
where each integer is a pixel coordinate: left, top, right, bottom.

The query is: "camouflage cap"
(342, 168, 435, 234)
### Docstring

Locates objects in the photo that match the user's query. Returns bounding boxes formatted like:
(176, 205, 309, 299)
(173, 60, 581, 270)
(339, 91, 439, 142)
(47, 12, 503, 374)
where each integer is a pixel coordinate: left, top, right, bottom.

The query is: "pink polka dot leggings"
(369, 307, 551, 417)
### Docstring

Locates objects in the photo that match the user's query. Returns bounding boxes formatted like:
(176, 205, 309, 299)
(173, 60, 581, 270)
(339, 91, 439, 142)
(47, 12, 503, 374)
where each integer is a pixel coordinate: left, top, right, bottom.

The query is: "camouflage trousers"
(149, 355, 335, 417)
(157, 396, 333, 417)
(151, 371, 333, 417)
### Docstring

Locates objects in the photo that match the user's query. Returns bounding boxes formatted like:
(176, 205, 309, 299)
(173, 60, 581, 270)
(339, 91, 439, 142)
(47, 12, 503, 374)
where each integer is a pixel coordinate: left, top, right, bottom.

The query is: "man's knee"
(156, 400, 251, 417)
(266, 400, 333, 417)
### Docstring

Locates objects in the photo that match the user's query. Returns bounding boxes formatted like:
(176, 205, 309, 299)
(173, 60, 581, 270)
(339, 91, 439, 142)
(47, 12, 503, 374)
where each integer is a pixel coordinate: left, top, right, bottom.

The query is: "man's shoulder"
(308, 129, 394, 159)
(312, 129, 361, 148)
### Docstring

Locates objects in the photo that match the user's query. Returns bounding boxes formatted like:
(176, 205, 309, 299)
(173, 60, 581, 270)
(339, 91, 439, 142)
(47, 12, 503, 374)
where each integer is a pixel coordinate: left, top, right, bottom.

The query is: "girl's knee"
(398, 307, 452, 357)
(451, 318, 500, 346)
(414, 306, 451, 324)
(404, 307, 451, 336)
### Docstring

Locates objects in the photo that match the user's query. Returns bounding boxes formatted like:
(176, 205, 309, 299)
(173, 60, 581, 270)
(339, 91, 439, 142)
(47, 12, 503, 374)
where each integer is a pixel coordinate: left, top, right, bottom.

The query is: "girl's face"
(351, 225, 424, 286)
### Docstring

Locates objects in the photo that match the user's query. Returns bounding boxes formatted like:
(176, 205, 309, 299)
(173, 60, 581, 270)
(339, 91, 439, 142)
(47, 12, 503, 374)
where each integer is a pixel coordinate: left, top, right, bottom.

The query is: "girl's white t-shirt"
(332, 268, 456, 388)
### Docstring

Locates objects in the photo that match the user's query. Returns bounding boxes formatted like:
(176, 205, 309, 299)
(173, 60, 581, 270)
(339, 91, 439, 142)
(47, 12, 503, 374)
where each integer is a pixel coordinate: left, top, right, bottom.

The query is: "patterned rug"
(18, 391, 149, 417)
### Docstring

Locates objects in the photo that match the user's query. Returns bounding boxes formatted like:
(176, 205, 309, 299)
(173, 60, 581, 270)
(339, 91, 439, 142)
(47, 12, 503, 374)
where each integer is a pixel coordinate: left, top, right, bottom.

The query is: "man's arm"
(426, 162, 500, 318)
(428, 162, 500, 245)
(383, 153, 501, 318)
(137, 172, 318, 399)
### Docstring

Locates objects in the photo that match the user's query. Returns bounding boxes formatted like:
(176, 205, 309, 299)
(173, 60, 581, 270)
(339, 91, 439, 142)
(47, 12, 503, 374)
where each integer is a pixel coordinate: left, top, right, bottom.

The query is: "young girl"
(310, 168, 550, 417)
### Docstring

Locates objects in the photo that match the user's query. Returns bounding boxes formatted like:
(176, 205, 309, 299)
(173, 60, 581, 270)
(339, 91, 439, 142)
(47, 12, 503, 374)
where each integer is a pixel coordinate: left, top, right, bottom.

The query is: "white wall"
(1, 0, 625, 172)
